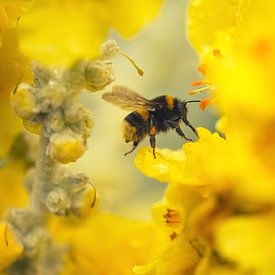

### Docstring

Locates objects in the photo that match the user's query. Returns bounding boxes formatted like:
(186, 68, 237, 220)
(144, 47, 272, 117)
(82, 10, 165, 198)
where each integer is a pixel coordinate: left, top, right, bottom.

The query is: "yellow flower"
(18, 0, 164, 66)
(0, 97, 22, 158)
(0, 26, 32, 97)
(0, 223, 23, 271)
(134, 235, 199, 275)
(9, 83, 37, 119)
(133, 1, 275, 274)
(49, 214, 165, 275)
(215, 214, 275, 274)
(134, 147, 187, 184)
(135, 127, 228, 187)
(0, 1, 32, 157)
(187, 0, 239, 58)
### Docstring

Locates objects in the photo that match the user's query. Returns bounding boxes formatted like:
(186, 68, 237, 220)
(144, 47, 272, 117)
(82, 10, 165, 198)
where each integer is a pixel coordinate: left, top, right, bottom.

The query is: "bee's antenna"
(185, 100, 201, 104)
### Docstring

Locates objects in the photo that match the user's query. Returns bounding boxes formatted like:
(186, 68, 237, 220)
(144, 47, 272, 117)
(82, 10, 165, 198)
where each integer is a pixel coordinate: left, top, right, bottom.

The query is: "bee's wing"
(102, 85, 156, 111)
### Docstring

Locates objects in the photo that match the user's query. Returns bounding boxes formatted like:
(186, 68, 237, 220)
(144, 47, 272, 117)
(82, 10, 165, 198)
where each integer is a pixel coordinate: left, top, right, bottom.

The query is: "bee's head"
(180, 100, 201, 137)
(180, 100, 200, 116)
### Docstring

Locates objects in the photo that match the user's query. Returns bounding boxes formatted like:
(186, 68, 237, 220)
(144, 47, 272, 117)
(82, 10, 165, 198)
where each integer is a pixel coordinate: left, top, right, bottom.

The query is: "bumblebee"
(102, 86, 200, 158)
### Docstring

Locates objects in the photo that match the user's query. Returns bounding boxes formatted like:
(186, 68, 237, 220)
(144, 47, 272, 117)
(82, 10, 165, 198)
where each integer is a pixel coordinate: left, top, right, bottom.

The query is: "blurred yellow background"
(71, 0, 217, 220)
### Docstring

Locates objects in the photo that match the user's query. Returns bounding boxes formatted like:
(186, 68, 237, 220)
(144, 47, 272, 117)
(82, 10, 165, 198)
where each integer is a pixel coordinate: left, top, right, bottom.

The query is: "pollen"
(149, 126, 157, 136)
(163, 208, 181, 227)
(199, 98, 213, 110)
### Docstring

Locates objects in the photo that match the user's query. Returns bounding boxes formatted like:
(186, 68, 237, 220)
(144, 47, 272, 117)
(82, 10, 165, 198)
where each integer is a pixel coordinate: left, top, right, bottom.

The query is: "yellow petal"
(0, 223, 23, 271)
(0, 28, 32, 97)
(215, 215, 275, 272)
(134, 236, 199, 275)
(18, 0, 164, 66)
(0, 4, 8, 39)
(187, 0, 240, 57)
(134, 146, 186, 184)
(106, 0, 164, 37)
(18, 0, 108, 66)
(0, 96, 21, 157)
(49, 214, 164, 275)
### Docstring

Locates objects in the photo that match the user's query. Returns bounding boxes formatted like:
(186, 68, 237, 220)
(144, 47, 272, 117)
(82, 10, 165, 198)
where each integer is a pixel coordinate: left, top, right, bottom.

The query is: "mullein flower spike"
(5, 40, 125, 274)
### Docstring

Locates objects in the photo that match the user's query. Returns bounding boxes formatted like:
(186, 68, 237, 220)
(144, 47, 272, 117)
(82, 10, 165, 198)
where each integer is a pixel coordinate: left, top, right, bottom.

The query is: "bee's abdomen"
(122, 111, 149, 143)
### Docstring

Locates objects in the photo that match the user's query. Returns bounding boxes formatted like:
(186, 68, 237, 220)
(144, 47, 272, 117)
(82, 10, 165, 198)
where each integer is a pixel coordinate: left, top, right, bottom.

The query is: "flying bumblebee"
(102, 86, 200, 158)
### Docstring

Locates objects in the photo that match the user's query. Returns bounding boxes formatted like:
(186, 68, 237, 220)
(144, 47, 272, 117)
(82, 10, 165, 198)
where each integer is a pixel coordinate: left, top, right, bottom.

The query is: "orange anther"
(199, 98, 212, 110)
(191, 80, 207, 87)
(213, 49, 223, 58)
(197, 63, 207, 75)
(163, 208, 180, 227)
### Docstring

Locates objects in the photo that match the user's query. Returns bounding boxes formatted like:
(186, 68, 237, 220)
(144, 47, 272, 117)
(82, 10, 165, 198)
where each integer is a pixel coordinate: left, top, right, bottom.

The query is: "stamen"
(170, 231, 178, 240)
(189, 85, 210, 95)
(119, 51, 144, 76)
(213, 49, 223, 58)
(163, 208, 180, 227)
(191, 80, 208, 87)
(199, 98, 215, 110)
(197, 63, 207, 75)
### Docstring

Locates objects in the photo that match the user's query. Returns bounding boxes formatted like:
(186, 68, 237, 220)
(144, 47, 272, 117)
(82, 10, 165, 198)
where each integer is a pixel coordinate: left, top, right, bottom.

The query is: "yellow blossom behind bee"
(18, 0, 164, 66)
(133, 1, 275, 274)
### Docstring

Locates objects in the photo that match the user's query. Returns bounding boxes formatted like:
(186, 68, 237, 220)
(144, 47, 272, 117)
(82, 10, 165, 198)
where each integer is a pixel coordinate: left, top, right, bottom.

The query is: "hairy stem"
(29, 128, 55, 215)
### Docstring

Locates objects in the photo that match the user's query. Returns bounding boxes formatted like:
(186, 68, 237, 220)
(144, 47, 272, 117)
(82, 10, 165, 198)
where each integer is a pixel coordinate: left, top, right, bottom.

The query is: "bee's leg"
(175, 125, 192, 141)
(149, 135, 156, 159)
(124, 141, 139, 156)
(149, 126, 157, 159)
(182, 118, 199, 138)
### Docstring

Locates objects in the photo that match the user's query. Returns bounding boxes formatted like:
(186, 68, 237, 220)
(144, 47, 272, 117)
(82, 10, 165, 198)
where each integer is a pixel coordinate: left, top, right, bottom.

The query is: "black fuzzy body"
(150, 96, 186, 133)
(123, 95, 189, 144)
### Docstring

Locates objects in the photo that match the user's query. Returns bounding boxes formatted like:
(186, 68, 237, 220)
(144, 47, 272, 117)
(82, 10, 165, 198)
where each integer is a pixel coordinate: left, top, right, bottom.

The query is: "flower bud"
(71, 182, 96, 217)
(84, 61, 114, 92)
(36, 82, 66, 113)
(48, 132, 86, 164)
(10, 83, 37, 119)
(23, 119, 42, 135)
(46, 187, 71, 216)
(48, 110, 65, 133)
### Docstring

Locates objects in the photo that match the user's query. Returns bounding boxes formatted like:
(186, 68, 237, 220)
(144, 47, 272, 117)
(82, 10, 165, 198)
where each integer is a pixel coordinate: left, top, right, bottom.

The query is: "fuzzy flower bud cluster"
(45, 172, 96, 217)
(4, 40, 118, 274)
(10, 40, 117, 164)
